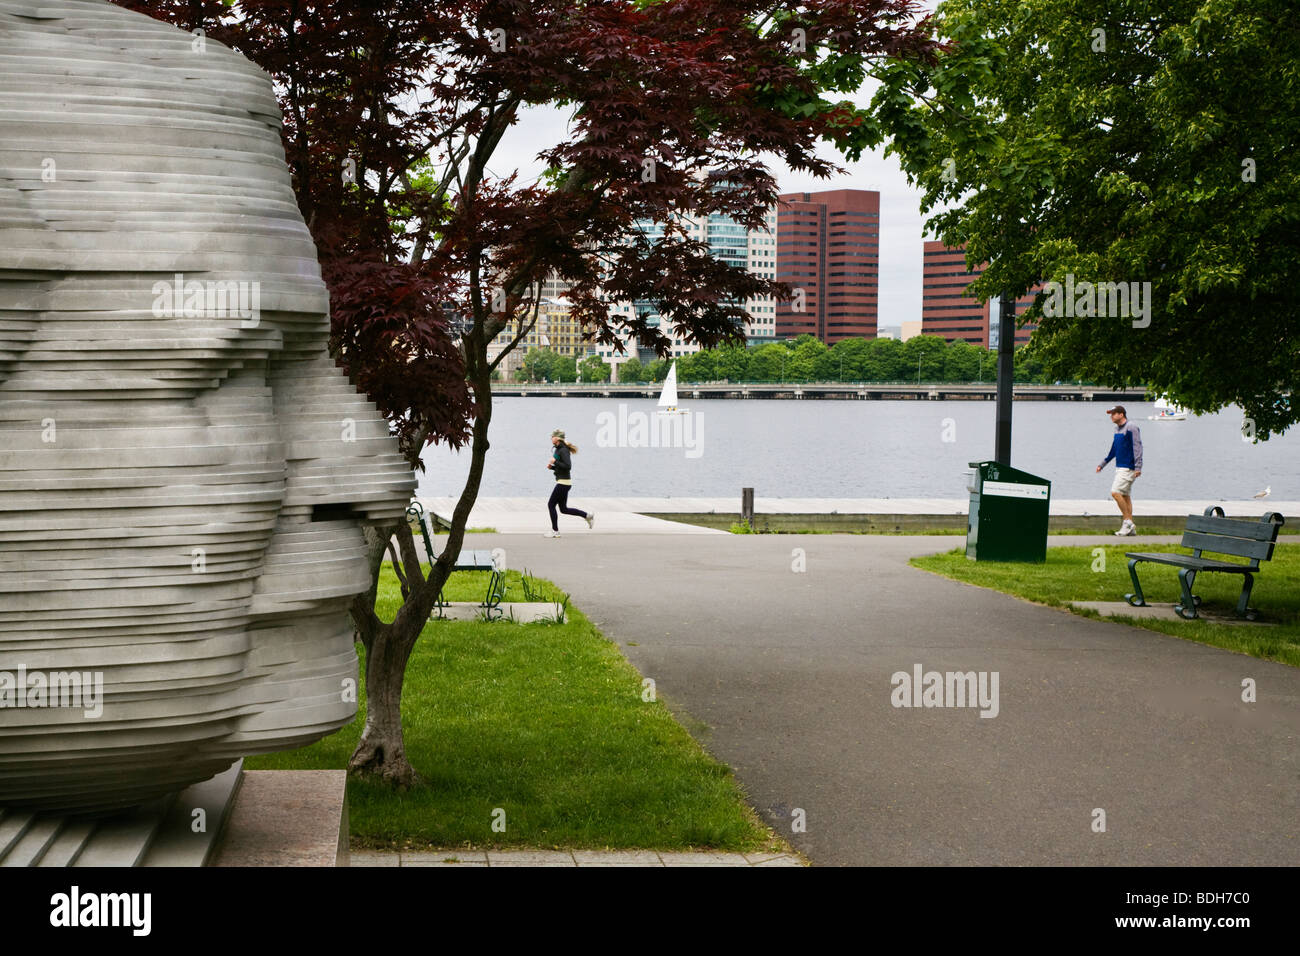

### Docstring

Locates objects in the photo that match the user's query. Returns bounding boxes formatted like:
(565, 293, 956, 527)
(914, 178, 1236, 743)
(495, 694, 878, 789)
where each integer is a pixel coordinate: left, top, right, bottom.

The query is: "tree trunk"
(347, 601, 419, 786)
(345, 373, 494, 786)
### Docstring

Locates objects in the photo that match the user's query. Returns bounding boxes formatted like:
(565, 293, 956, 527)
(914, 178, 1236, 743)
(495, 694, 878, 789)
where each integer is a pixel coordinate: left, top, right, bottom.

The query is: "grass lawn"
(911, 541, 1300, 668)
(244, 565, 775, 852)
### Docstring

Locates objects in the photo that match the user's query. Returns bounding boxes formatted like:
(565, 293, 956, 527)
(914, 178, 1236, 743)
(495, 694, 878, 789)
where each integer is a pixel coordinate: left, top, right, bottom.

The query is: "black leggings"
(548, 483, 587, 530)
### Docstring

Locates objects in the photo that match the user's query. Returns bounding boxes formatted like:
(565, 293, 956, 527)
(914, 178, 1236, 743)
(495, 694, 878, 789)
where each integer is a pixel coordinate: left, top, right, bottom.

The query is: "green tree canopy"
(715, 343, 752, 381)
(618, 356, 647, 383)
(901, 334, 948, 382)
(943, 339, 982, 382)
(870, 0, 1300, 436)
(579, 354, 611, 382)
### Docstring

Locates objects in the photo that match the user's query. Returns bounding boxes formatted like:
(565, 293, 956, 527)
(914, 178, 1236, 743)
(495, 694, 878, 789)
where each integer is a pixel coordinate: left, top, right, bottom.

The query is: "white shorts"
(1111, 468, 1136, 495)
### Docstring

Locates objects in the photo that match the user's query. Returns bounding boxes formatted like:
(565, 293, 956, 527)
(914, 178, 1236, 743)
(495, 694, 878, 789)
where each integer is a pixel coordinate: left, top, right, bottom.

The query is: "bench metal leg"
(480, 568, 505, 621)
(1175, 568, 1199, 620)
(1236, 572, 1256, 620)
(1124, 559, 1148, 607)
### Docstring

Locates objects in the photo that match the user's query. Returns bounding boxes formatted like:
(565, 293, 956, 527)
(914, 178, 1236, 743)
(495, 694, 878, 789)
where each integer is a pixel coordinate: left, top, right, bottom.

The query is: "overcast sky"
(486, 2, 942, 331)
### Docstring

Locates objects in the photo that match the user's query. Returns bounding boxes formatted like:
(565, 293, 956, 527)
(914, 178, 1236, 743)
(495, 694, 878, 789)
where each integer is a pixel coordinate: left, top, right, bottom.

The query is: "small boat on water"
(657, 361, 688, 415)
(1149, 396, 1188, 421)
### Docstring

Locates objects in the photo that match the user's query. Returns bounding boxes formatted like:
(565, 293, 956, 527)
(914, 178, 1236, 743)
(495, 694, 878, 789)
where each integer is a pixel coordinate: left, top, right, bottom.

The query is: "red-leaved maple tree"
(114, 0, 934, 785)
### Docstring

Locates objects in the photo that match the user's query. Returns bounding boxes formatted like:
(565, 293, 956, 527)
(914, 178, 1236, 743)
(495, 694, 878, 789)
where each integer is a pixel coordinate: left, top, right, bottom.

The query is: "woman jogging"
(545, 429, 594, 537)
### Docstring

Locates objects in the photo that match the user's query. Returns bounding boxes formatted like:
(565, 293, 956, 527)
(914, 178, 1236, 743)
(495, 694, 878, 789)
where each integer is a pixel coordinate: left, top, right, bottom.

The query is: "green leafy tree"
(646, 358, 670, 383)
(747, 343, 787, 381)
(578, 354, 611, 382)
(519, 347, 562, 382)
(979, 348, 998, 383)
(819, 337, 864, 380)
(683, 349, 718, 382)
(1014, 347, 1047, 385)
(870, 0, 1300, 435)
(943, 339, 982, 382)
(715, 343, 751, 381)
(787, 337, 828, 381)
(552, 355, 579, 383)
(901, 334, 948, 382)
(618, 357, 647, 383)
(861, 337, 905, 380)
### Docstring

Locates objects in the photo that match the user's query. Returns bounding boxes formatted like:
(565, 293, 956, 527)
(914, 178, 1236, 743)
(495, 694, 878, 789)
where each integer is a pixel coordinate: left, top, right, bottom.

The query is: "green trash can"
(966, 461, 1051, 562)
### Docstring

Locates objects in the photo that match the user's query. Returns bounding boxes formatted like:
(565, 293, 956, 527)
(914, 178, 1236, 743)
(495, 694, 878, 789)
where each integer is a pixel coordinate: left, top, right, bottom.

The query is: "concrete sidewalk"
(418, 495, 1295, 535)
(418, 496, 725, 534)
(470, 531, 1300, 866)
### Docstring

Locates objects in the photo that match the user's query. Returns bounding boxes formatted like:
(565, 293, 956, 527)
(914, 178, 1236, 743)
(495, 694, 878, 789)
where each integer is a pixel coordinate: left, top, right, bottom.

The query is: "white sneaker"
(585, 512, 596, 529)
(1115, 520, 1136, 536)
(544, 530, 560, 538)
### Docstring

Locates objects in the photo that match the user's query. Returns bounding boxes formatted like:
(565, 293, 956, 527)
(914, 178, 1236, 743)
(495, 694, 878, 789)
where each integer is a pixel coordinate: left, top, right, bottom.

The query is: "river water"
(415, 397, 1295, 501)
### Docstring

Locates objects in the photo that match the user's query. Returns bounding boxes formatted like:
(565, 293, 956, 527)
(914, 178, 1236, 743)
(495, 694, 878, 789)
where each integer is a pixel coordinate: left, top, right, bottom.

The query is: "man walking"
(1096, 405, 1143, 535)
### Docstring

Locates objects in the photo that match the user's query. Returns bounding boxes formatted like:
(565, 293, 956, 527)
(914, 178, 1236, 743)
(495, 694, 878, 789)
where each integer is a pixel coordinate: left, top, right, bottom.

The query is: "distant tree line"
(515, 334, 1064, 384)
(516, 349, 613, 383)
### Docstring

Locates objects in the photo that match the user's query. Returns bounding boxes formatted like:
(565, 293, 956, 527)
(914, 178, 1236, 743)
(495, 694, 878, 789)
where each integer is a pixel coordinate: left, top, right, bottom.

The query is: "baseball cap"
(551, 429, 565, 439)
(1105, 405, 1126, 416)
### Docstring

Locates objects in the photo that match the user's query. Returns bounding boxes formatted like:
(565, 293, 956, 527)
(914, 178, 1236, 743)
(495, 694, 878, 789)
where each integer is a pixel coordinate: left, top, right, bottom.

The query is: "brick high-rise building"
(775, 189, 879, 343)
(921, 241, 1037, 347)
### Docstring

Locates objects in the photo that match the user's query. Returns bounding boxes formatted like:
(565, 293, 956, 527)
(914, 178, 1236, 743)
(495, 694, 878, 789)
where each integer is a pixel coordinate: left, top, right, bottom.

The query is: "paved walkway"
(468, 531, 1300, 866)
(352, 849, 802, 867)
(420, 496, 1296, 535)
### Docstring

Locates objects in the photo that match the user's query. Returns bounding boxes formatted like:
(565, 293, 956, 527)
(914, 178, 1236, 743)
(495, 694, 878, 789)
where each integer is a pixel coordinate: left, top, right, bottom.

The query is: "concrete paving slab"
(350, 851, 399, 867)
(572, 849, 661, 865)
(400, 850, 489, 866)
(742, 851, 798, 864)
(214, 771, 347, 867)
(395, 853, 488, 868)
(657, 852, 752, 866)
(486, 850, 577, 866)
(431, 602, 564, 623)
(1072, 601, 1279, 626)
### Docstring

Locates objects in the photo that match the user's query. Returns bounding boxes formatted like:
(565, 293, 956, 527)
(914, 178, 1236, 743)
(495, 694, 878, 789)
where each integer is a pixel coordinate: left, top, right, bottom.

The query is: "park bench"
(406, 502, 506, 620)
(1124, 507, 1285, 620)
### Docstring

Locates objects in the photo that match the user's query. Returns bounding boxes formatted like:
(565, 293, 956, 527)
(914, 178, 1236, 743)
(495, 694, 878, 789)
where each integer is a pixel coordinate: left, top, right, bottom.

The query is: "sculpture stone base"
(212, 770, 348, 867)
(0, 761, 242, 867)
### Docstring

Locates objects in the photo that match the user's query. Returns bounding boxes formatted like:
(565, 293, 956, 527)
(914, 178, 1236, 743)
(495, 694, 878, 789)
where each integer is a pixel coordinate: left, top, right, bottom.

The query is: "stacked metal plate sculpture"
(0, 0, 416, 815)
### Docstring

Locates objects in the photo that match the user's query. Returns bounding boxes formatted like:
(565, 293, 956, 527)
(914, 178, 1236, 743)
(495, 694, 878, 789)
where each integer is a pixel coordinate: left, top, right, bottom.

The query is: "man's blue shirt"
(1100, 420, 1143, 471)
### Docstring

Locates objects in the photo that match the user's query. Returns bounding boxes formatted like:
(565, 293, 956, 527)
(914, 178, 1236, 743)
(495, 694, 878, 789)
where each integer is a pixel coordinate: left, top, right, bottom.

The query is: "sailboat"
(657, 361, 688, 415)
(1148, 395, 1188, 421)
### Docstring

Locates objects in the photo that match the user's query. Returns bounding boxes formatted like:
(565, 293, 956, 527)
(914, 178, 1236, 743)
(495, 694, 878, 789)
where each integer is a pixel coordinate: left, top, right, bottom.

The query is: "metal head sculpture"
(0, 0, 415, 813)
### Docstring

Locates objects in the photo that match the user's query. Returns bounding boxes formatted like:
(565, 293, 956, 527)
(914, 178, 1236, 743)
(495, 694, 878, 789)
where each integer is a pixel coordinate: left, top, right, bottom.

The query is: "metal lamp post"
(993, 293, 1015, 465)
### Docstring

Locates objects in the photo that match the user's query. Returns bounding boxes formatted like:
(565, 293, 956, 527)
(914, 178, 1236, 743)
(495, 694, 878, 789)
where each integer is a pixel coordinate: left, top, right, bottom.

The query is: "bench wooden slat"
(452, 549, 497, 571)
(1179, 530, 1275, 561)
(1124, 552, 1255, 573)
(1183, 514, 1282, 541)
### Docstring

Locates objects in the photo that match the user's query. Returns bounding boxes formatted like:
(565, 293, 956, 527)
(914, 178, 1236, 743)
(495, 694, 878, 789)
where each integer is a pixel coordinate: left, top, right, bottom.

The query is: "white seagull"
(1253, 486, 1271, 499)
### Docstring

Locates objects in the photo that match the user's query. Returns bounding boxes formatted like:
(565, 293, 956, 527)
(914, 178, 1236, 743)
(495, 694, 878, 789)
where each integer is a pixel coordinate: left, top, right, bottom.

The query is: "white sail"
(1154, 395, 1171, 410)
(658, 362, 679, 408)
